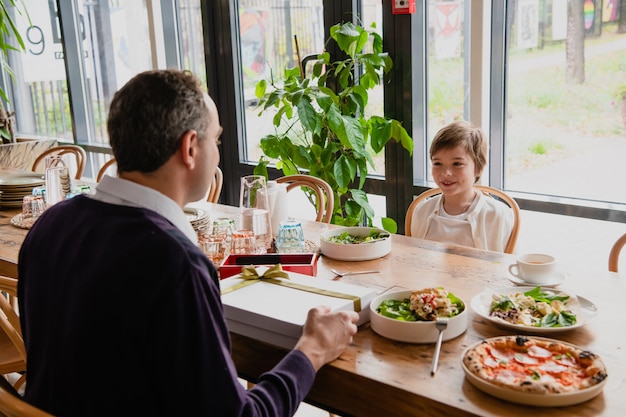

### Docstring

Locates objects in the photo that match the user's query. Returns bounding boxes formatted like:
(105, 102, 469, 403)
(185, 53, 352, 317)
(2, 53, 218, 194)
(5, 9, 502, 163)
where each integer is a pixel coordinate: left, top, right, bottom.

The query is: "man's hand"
(294, 306, 360, 371)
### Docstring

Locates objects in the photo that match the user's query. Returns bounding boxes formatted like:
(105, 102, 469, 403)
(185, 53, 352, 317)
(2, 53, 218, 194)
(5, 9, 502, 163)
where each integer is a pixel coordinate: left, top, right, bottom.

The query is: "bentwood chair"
(276, 174, 334, 223)
(0, 379, 53, 417)
(96, 158, 117, 182)
(609, 233, 626, 272)
(31, 145, 86, 180)
(206, 166, 223, 203)
(404, 185, 521, 254)
(0, 276, 26, 391)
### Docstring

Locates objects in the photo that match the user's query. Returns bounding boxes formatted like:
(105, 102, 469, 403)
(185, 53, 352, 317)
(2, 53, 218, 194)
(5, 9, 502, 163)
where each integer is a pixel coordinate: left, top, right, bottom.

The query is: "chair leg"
(13, 373, 26, 391)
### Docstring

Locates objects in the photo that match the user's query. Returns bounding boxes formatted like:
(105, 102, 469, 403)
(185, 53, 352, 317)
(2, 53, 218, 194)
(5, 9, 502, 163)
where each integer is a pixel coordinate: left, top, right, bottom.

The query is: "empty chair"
(96, 158, 117, 182)
(0, 276, 26, 391)
(276, 174, 334, 223)
(404, 185, 521, 254)
(206, 166, 223, 203)
(609, 233, 626, 272)
(31, 145, 86, 180)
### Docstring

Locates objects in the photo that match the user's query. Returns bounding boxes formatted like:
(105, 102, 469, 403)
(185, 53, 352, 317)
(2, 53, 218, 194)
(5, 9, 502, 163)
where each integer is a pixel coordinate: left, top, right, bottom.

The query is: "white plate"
(462, 336, 608, 407)
(319, 227, 391, 261)
(508, 270, 565, 287)
(0, 173, 45, 187)
(184, 206, 208, 222)
(471, 286, 598, 333)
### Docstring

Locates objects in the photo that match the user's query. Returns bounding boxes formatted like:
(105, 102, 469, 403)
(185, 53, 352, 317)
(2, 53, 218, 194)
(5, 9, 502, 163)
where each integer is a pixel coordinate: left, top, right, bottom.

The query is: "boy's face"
(431, 146, 479, 197)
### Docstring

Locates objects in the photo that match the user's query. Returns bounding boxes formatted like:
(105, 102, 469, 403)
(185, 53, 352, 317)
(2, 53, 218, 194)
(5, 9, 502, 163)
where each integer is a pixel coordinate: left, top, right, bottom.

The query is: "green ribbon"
(220, 264, 362, 312)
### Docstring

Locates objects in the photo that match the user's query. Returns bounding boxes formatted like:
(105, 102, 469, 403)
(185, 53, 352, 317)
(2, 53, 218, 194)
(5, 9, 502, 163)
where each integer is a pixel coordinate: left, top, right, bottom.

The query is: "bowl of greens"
(370, 288, 468, 343)
(319, 227, 391, 261)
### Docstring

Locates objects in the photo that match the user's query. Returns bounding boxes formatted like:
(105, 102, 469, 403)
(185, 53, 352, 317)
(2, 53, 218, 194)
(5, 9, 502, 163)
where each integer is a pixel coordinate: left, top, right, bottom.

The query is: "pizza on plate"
(463, 335, 607, 394)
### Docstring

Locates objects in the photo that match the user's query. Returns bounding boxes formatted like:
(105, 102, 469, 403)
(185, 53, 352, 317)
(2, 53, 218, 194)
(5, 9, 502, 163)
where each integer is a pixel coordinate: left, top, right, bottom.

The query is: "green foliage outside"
(253, 22, 413, 233)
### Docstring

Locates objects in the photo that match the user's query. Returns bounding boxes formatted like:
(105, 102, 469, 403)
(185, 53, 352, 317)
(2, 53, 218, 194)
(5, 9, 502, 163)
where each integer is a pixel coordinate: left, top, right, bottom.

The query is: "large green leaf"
(334, 155, 357, 190)
(331, 22, 361, 57)
(350, 189, 375, 219)
(369, 116, 392, 153)
(342, 116, 366, 153)
(352, 85, 369, 109)
(291, 145, 313, 169)
(356, 158, 369, 189)
(255, 79, 267, 98)
(259, 135, 282, 158)
(326, 104, 351, 147)
(253, 157, 270, 177)
(381, 217, 398, 233)
(297, 98, 320, 135)
(344, 200, 363, 226)
(391, 120, 414, 156)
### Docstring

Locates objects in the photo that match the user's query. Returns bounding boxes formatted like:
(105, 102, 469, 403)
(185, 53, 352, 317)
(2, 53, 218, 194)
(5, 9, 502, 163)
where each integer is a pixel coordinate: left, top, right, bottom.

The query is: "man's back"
(18, 195, 234, 416)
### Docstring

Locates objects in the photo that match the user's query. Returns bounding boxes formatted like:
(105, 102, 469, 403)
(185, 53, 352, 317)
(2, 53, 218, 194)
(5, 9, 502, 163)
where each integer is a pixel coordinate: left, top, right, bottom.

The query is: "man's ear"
(180, 130, 198, 169)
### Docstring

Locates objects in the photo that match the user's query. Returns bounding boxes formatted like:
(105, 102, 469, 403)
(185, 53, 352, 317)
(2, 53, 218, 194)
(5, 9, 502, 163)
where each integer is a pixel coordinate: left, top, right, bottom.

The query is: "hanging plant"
(253, 21, 413, 233)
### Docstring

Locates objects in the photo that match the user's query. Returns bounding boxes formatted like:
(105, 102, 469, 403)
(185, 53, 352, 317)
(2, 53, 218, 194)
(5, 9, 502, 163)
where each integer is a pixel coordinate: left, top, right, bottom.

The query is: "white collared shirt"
(91, 175, 198, 245)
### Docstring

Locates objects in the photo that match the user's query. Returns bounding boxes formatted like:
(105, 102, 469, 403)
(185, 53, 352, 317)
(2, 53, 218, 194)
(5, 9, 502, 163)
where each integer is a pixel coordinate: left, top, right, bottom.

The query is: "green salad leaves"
(326, 230, 390, 244)
(489, 286, 577, 328)
(376, 291, 464, 322)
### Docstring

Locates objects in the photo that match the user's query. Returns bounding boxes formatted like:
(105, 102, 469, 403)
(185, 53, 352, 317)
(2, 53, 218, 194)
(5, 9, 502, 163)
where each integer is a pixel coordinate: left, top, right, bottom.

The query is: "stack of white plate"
(0, 173, 45, 209)
(184, 206, 210, 232)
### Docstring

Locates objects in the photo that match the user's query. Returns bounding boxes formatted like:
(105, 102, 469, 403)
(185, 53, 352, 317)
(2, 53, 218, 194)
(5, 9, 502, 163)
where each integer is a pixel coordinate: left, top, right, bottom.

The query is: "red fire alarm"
(392, 0, 416, 14)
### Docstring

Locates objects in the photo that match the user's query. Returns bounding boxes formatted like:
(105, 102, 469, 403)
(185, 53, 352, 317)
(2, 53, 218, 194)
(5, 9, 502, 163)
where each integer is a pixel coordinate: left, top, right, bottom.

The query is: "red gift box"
(219, 253, 318, 279)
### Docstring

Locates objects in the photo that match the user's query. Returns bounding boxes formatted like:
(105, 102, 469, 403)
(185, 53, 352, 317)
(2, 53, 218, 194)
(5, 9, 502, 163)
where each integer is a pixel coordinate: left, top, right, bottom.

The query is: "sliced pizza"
(463, 335, 607, 395)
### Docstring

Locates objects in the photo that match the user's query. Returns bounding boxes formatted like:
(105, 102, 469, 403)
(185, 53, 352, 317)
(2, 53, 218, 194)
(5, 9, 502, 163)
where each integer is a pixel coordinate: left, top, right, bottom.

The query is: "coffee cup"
(508, 253, 556, 285)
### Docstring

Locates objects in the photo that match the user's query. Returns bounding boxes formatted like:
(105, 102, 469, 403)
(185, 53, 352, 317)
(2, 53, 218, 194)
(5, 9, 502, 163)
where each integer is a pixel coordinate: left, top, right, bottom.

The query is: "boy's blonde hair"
(430, 120, 488, 183)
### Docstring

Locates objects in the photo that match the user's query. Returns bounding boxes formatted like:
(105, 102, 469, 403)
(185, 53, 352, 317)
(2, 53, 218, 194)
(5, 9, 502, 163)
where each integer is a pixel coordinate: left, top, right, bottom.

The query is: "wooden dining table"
(1, 195, 624, 416)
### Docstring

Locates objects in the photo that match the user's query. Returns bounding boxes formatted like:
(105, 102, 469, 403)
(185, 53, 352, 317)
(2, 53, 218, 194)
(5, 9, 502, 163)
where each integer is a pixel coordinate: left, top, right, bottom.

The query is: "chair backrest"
(31, 145, 86, 180)
(276, 174, 334, 223)
(206, 166, 223, 203)
(0, 276, 26, 391)
(404, 185, 521, 254)
(0, 382, 54, 417)
(609, 233, 626, 272)
(96, 158, 117, 182)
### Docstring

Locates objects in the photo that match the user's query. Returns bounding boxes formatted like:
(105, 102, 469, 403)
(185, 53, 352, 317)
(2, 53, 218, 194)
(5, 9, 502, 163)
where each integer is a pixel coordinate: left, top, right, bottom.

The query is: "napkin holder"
(219, 253, 318, 279)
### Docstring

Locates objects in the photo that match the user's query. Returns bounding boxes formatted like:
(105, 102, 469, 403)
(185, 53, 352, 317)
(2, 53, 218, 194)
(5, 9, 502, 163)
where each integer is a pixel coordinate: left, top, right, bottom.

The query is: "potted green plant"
(253, 22, 413, 232)
(0, 0, 29, 143)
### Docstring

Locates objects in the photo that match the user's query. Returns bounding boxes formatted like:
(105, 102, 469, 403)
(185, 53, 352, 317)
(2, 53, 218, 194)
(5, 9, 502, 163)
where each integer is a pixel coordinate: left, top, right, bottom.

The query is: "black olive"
(515, 335, 528, 346)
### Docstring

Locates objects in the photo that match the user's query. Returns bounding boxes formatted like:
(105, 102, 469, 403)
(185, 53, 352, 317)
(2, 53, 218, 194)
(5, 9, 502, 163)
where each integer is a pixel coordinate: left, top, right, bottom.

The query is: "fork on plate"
(430, 317, 449, 376)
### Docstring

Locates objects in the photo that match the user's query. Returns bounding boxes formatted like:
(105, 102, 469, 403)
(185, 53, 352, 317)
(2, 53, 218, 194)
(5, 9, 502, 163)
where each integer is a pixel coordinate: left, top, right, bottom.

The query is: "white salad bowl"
(370, 289, 468, 344)
(319, 226, 391, 261)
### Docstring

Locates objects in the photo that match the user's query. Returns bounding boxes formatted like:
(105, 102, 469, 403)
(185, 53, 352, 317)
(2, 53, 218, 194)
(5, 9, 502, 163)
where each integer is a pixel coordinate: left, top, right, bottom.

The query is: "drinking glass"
(22, 195, 45, 220)
(276, 220, 305, 253)
(44, 155, 71, 207)
(231, 229, 257, 255)
(239, 175, 272, 253)
(211, 217, 236, 258)
(198, 229, 229, 266)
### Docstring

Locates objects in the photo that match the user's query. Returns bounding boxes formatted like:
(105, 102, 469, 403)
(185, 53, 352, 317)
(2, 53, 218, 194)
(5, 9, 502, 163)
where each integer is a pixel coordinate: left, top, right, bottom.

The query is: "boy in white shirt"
(409, 121, 513, 252)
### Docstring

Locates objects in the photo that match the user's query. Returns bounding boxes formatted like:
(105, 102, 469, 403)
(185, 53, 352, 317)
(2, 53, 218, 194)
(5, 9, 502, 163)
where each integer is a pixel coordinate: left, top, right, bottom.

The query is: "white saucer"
(507, 270, 565, 287)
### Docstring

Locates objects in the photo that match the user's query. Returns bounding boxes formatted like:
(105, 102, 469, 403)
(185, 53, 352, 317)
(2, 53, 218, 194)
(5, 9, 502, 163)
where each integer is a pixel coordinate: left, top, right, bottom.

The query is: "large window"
(502, 0, 626, 206)
(6, 0, 205, 178)
(238, 0, 325, 163)
(417, 0, 626, 222)
(2, 0, 623, 224)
